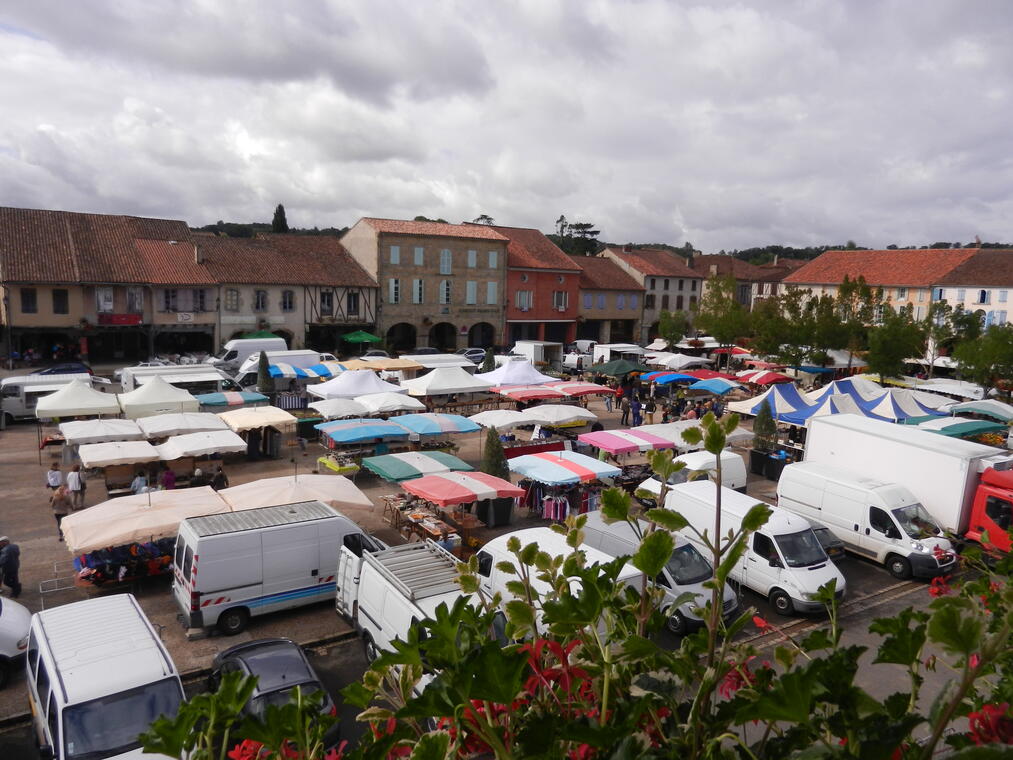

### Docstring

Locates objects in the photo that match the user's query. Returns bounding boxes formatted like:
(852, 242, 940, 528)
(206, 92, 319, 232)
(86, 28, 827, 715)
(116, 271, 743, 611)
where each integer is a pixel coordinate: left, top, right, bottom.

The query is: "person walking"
(631, 396, 643, 427)
(0, 537, 21, 598)
(644, 397, 657, 425)
(46, 462, 62, 492)
(50, 486, 72, 539)
(619, 395, 631, 426)
(66, 464, 85, 509)
(604, 388, 613, 413)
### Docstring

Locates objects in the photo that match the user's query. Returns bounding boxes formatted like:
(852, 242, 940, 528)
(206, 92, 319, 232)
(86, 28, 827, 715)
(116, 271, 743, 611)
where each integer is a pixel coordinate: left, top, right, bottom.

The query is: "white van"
(637, 449, 748, 504)
(173, 501, 384, 635)
(776, 462, 957, 580)
(337, 540, 479, 663)
(667, 481, 846, 616)
(26, 594, 184, 760)
(2, 374, 93, 425)
(206, 337, 288, 372)
(579, 511, 739, 634)
(119, 364, 241, 394)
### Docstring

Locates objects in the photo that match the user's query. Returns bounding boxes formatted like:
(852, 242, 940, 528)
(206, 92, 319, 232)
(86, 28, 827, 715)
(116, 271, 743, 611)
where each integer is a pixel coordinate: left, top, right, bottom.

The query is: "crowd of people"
(592, 374, 725, 429)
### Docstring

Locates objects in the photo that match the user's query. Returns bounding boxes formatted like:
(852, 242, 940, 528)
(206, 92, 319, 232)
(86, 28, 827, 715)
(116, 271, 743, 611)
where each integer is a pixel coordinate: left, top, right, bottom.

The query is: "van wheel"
(0, 658, 9, 689)
(2, 413, 13, 428)
(217, 608, 249, 636)
(770, 589, 794, 616)
(666, 611, 688, 636)
(887, 555, 912, 580)
(363, 633, 380, 663)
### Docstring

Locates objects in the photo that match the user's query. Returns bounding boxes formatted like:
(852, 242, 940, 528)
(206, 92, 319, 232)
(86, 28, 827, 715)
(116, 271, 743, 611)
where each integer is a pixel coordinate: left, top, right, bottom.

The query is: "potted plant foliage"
(750, 399, 778, 476)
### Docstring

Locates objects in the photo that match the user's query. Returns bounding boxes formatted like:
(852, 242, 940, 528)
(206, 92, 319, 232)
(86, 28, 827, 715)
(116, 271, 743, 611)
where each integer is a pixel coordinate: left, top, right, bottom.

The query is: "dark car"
(32, 362, 92, 375)
(810, 525, 846, 562)
(209, 638, 339, 741)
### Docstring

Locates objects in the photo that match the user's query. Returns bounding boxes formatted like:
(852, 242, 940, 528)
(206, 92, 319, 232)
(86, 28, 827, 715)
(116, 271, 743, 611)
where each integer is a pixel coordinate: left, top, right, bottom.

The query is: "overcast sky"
(2, 1, 1012, 251)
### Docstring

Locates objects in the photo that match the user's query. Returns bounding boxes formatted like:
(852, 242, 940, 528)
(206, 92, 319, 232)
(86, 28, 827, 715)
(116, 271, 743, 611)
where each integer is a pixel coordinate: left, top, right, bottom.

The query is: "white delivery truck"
(173, 501, 384, 635)
(26, 594, 184, 760)
(580, 511, 740, 634)
(336, 540, 479, 663)
(777, 461, 957, 579)
(667, 481, 846, 616)
(120, 364, 241, 394)
(637, 449, 748, 505)
(509, 341, 564, 371)
(233, 350, 338, 389)
(804, 415, 1013, 554)
(591, 343, 646, 365)
(1, 374, 95, 425)
(206, 337, 289, 372)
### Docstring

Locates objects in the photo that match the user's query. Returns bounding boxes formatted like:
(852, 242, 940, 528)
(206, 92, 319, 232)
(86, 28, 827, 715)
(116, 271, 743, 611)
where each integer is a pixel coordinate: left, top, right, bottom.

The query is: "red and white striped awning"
(494, 385, 569, 402)
(577, 428, 675, 454)
(544, 381, 613, 397)
(401, 471, 524, 507)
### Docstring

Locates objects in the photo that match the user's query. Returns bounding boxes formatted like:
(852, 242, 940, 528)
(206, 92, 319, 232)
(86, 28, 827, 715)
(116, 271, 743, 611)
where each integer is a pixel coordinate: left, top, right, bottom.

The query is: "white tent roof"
(307, 369, 407, 399)
(136, 412, 230, 439)
(61, 487, 231, 555)
(469, 409, 539, 430)
(356, 392, 427, 413)
(861, 389, 945, 421)
(218, 405, 297, 432)
(35, 379, 121, 418)
(475, 360, 556, 386)
(59, 419, 144, 445)
(525, 405, 597, 426)
(645, 339, 669, 351)
(637, 420, 753, 451)
(219, 475, 371, 512)
(399, 354, 477, 369)
(117, 375, 199, 419)
(805, 377, 883, 405)
(308, 398, 370, 419)
(916, 378, 987, 401)
(657, 353, 714, 370)
(401, 366, 493, 396)
(78, 440, 160, 468)
(154, 430, 248, 460)
(675, 336, 721, 349)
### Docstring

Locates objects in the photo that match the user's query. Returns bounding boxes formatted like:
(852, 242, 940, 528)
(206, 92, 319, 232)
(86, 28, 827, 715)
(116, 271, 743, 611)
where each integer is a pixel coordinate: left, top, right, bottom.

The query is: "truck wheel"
(770, 589, 794, 616)
(886, 555, 912, 580)
(217, 608, 249, 636)
(666, 610, 688, 636)
(2, 413, 13, 428)
(363, 633, 380, 663)
(0, 658, 9, 689)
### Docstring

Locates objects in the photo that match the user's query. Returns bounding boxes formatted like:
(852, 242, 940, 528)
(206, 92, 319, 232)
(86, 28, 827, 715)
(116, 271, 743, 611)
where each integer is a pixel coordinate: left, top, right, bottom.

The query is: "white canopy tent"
(644, 339, 669, 351)
(117, 376, 199, 419)
(136, 412, 230, 439)
(308, 398, 370, 419)
(219, 475, 372, 512)
(469, 409, 539, 431)
(78, 440, 160, 468)
(650, 353, 714, 370)
(154, 430, 248, 460)
(399, 354, 477, 370)
(36, 379, 121, 418)
(307, 370, 407, 399)
(916, 378, 988, 401)
(475, 360, 555, 386)
(637, 420, 753, 452)
(218, 406, 297, 433)
(355, 392, 427, 413)
(59, 419, 144, 446)
(401, 367, 493, 396)
(525, 405, 598, 426)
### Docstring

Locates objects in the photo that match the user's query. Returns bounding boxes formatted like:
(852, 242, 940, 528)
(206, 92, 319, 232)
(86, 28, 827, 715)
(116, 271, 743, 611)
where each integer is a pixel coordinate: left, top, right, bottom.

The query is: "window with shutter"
(388, 279, 400, 305)
(414, 247, 424, 266)
(440, 249, 452, 274)
(488, 250, 498, 268)
(486, 282, 497, 305)
(439, 280, 451, 304)
(390, 246, 400, 265)
(466, 281, 477, 305)
(467, 250, 477, 268)
(412, 279, 424, 304)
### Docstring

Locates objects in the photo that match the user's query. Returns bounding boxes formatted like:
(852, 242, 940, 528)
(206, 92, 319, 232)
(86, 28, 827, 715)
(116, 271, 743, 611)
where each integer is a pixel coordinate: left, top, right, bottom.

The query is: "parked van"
(173, 501, 384, 635)
(637, 449, 748, 505)
(206, 337, 288, 372)
(120, 365, 241, 394)
(337, 540, 478, 663)
(776, 461, 956, 579)
(26, 594, 184, 760)
(234, 350, 338, 390)
(667, 481, 846, 616)
(2, 374, 92, 425)
(580, 511, 739, 634)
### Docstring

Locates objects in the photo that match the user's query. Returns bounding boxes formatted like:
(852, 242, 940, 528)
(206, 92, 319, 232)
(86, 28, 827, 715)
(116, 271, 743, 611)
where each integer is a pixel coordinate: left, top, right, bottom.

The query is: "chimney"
(772, 253, 779, 265)
(709, 264, 718, 277)
(193, 242, 202, 264)
(623, 244, 633, 253)
(686, 251, 694, 267)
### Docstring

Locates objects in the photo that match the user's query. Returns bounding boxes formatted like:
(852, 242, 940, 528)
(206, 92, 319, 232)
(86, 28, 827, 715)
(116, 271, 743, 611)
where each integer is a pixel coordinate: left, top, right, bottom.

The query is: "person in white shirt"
(66, 465, 85, 509)
(130, 470, 149, 495)
(46, 463, 62, 491)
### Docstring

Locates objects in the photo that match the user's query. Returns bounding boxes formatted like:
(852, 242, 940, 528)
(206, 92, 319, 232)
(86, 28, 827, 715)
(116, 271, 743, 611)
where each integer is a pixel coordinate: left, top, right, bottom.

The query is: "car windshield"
(63, 677, 183, 760)
(666, 543, 713, 585)
(249, 682, 332, 718)
(774, 529, 828, 568)
(892, 503, 941, 538)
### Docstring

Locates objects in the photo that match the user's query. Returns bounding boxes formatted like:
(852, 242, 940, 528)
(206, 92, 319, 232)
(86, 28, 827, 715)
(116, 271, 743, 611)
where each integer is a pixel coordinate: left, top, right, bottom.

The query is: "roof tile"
(603, 246, 699, 277)
(363, 217, 508, 242)
(934, 249, 1013, 287)
(783, 249, 979, 288)
(689, 254, 766, 280)
(571, 255, 644, 291)
(488, 225, 581, 271)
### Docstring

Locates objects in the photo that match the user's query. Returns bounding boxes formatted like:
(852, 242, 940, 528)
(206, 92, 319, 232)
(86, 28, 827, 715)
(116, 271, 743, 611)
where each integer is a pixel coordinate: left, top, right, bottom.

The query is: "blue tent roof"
(779, 394, 891, 426)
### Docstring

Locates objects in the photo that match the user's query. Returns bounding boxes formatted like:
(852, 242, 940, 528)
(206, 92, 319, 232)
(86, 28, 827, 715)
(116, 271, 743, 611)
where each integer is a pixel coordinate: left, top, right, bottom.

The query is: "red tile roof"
(604, 246, 699, 277)
(362, 217, 508, 242)
(783, 249, 979, 288)
(934, 249, 1013, 287)
(689, 254, 765, 281)
(571, 255, 644, 291)
(198, 234, 377, 288)
(134, 239, 216, 285)
(488, 225, 580, 271)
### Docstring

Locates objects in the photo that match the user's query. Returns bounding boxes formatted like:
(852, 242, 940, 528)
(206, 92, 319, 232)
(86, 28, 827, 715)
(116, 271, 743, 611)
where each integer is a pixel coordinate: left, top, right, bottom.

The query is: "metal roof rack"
(363, 541, 463, 601)
(186, 501, 335, 537)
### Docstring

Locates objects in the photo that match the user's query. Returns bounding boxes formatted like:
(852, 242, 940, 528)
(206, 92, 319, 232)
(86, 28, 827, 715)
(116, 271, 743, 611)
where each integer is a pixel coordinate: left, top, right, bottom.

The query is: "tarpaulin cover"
(914, 418, 1007, 438)
(401, 472, 523, 507)
(36, 379, 121, 418)
(219, 474, 371, 511)
(218, 406, 297, 432)
(78, 440, 160, 468)
(60, 419, 144, 445)
(362, 451, 474, 482)
(508, 450, 621, 485)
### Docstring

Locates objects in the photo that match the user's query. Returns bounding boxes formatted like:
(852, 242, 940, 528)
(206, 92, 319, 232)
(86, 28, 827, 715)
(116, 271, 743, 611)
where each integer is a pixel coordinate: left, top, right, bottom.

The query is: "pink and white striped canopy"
(577, 428, 675, 454)
(401, 471, 523, 507)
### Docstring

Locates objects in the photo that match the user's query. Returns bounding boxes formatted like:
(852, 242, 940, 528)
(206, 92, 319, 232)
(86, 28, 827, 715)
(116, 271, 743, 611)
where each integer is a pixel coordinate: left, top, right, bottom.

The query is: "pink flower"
(970, 653, 981, 670)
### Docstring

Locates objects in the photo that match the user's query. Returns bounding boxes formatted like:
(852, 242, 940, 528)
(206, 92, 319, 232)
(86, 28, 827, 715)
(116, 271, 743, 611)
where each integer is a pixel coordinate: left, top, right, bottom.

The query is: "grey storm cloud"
(1, 0, 1013, 250)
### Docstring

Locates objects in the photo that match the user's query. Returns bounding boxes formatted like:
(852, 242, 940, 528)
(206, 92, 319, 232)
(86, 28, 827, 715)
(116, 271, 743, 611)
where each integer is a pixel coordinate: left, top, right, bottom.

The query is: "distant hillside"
(192, 221, 348, 238)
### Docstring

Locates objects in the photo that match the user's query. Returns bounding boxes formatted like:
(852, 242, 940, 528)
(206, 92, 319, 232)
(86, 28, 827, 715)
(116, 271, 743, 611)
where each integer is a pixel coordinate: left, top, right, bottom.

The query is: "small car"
(113, 359, 172, 381)
(208, 638, 339, 742)
(32, 362, 93, 376)
(362, 349, 390, 359)
(455, 347, 488, 363)
(810, 525, 846, 562)
(0, 597, 31, 689)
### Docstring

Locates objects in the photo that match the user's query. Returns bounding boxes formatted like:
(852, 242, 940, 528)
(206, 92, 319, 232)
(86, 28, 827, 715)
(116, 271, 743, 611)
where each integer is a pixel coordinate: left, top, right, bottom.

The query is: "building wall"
(506, 268, 579, 344)
(1, 284, 89, 327)
(935, 285, 1011, 325)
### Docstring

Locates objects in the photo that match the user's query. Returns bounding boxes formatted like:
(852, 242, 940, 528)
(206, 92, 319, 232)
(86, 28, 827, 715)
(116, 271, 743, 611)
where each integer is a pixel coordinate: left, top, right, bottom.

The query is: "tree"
(693, 276, 750, 365)
(481, 427, 509, 481)
(473, 214, 495, 225)
(836, 275, 876, 370)
(480, 348, 495, 373)
(657, 309, 690, 347)
(567, 221, 600, 256)
(923, 300, 955, 379)
(751, 399, 778, 453)
(953, 324, 1013, 395)
(257, 350, 273, 395)
(806, 293, 848, 365)
(413, 215, 449, 223)
(866, 306, 924, 382)
(271, 204, 289, 233)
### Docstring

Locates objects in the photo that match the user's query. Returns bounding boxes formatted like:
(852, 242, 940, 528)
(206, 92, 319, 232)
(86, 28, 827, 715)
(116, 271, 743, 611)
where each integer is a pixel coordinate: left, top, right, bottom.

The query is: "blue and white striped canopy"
(268, 363, 327, 379)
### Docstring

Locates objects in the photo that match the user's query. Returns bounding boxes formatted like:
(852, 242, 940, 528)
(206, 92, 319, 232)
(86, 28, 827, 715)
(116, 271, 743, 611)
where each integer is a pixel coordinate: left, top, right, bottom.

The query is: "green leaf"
(715, 534, 748, 585)
(681, 426, 702, 446)
(495, 560, 517, 575)
(504, 599, 536, 629)
(740, 502, 773, 533)
(519, 542, 539, 566)
(644, 508, 689, 532)
(632, 530, 675, 578)
(601, 487, 631, 521)
(736, 667, 819, 724)
(927, 597, 983, 656)
(409, 730, 452, 759)
(870, 608, 928, 666)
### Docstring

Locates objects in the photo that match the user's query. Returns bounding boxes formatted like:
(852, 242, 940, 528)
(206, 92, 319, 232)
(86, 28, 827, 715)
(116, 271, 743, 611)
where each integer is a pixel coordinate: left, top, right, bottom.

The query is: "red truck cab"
(965, 467, 1013, 552)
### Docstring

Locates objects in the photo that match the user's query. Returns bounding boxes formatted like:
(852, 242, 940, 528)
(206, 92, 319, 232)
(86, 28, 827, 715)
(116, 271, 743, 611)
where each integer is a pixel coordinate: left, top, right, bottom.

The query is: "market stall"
(949, 399, 1013, 423)
(804, 377, 882, 405)
(726, 383, 809, 417)
(494, 385, 569, 402)
(468, 409, 539, 431)
(308, 398, 368, 420)
(154, 430, 248, 460)
(218, 405, 298, 460)
(635, 420, 754, 453)
(647, 352, 714, 370)
(77, 439, 161, 497)
(36, 379, 121, 419)
(909, 417, 1007, 441)
(857, 389, 946, 422)
(361, 451, 474, 482)
(390, 413, 480, 436)
(117, 376, 200, 419)
(355, 392, 426, 415)
(525, 405, 597, 427)
(59, 419, 144, 446)
(735, 370, 794, 385)
(315, 418, 413, 460)
(577, 428, 674, 454)
(399, 472, 524, 542)
(544, 380, 613, 397)
(218, 474, 372, 512)
(476, 360, 556, 386)
(308, 369, 406, 399)
(508, 450, 620, 522)
(195, 391, 269, 412)
(136, 412, 230, 439)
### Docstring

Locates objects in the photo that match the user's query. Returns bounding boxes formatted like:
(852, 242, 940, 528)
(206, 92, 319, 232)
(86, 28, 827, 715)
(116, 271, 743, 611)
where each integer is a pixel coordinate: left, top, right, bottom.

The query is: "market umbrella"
(136, 412, 230, 438)
(341, 329, 382, 343)
(585, 359, 651, 377)
(544, 381, 613, 397)
(641, 371, 695, 385)
(401, 472, 523, 507)
(688, 378, 740, 395)
(308, 398, 370, 419)
(59, 419, 145, 445)
(577, 428, 674, 454)
(682, 369, 738, 380)
(494, 385, 569, 402)
(268, 363, 328, 379)
(469, 409, 539, 430)
(735, 370, 794, 385)
(914, 418, 1007, 438)
(154, 430, 248, 460)
(78, 440, 160, 468)
(362, 451, 474, 482)
(218, 474, 372, 511)
(355, 392, 426, 414)
(390, 413, 480, 435)
(218, 406, 297, 432)
(525, 405, 598, 426)
(948, 399, 1013, 423)
(508, 451, 620, 485)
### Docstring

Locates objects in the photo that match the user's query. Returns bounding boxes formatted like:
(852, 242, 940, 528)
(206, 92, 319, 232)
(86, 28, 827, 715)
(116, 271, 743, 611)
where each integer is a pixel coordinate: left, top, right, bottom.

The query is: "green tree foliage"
(271, 204, 289, 233)
(473, 214, 495, 225)
(923, 301, 956, 379)
(866, 306, 925, 382)
(751, 399, 778, 453)
(549, 215, 600, 256)
(693, 276, 750, 362)
(657, 309, 690, 346)
(953, 324, 1013, 395)
(481, 426, 509, 481)
(480, 348, 495, 373)
(806, 293, 848, 365)
(414, 214, 449, 224)
(256, 350, 273, 395)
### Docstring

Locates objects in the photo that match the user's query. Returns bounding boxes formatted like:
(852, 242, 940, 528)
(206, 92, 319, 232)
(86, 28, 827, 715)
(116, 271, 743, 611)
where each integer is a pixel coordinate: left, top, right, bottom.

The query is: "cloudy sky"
(2, 1, 1012, 251)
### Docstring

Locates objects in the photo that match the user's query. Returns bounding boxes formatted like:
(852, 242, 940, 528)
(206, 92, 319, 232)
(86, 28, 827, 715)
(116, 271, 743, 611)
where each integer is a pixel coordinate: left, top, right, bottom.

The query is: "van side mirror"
(886, 526, 901, 540)
(768, 558, 782, 569)
(38, 745, 54, 760)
